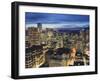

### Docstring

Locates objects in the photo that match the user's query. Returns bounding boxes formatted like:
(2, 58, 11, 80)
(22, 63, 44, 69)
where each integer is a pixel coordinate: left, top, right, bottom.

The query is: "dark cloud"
(25, 12, 89, 24)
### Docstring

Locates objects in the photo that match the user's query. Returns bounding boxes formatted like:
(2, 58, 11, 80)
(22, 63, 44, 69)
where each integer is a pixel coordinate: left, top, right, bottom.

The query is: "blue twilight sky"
(25, 12, 89, 28)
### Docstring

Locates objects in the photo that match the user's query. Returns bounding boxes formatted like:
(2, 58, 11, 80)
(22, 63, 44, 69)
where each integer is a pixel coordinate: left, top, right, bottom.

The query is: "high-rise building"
(25, 45, 45, 68)
(26, 27, 40, 46)
(37, 23, 42, 32)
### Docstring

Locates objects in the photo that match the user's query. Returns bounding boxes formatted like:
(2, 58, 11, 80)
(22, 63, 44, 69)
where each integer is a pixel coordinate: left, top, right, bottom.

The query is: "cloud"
(25, 12, 89, 24)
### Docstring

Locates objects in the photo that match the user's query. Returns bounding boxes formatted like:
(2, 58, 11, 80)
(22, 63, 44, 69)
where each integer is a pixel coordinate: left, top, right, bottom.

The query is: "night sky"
(25, 12, 89, 28)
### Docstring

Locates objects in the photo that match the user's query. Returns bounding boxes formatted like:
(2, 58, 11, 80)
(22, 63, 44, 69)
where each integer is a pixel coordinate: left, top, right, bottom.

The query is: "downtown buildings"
(25, 23, 90, 68)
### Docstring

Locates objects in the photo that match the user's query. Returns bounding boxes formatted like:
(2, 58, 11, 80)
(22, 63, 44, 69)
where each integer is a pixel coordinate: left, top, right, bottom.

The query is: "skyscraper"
(37, 23, 42, 32)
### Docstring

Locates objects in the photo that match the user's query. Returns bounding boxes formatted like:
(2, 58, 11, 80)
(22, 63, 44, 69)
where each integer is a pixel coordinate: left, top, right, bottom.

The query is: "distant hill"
(55, 26, 89, 34)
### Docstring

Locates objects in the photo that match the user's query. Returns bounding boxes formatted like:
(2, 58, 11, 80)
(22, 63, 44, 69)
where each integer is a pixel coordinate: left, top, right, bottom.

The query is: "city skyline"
(25, 12, 90, 68)
(25, 23, 90, 68)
